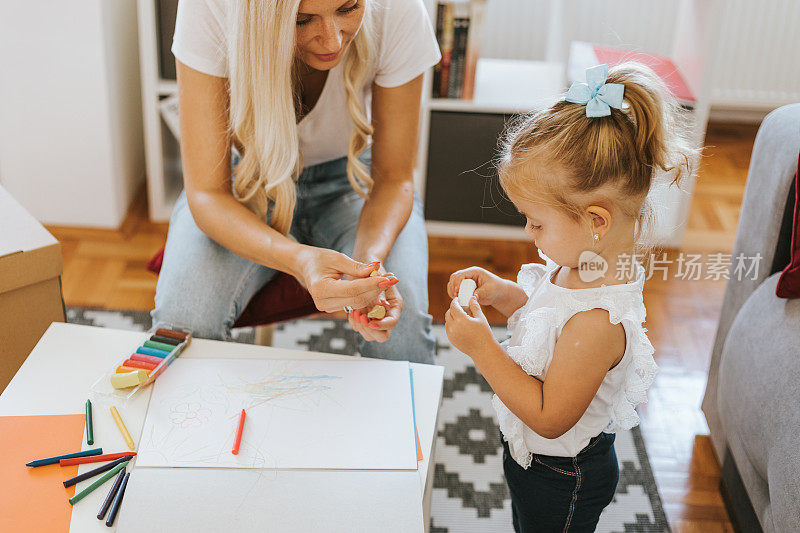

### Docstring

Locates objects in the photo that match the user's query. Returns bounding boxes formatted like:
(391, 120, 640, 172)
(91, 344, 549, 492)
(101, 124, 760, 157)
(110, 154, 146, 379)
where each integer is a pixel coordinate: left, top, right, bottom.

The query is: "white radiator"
(709, 0, 800, 107)
(478, 0, 800, 108)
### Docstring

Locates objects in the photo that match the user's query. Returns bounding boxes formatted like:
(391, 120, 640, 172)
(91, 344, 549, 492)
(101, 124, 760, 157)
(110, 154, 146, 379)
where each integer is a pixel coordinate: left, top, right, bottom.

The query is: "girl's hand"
(447, 267, 509, 308)
(348, 281, 403, 343)
(297, 248, 397, 313)
(444, 296, 496, 357)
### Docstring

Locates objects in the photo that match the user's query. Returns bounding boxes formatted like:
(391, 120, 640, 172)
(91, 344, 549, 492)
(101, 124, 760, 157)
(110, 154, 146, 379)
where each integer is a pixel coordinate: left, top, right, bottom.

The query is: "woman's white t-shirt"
(172, 0, 441, 167)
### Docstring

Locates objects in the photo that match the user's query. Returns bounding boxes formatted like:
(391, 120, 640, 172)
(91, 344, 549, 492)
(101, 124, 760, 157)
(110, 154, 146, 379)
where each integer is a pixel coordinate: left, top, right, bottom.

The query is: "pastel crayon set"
(90, 327, 192, 403)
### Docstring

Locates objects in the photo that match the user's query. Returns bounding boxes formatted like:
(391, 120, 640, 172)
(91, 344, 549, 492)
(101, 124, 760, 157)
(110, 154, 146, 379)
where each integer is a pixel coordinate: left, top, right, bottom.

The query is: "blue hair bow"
(565, 64, 624, 118)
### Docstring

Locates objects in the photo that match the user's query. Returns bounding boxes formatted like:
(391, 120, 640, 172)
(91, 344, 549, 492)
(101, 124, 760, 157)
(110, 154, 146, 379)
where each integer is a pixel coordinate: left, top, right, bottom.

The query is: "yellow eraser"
(367, 305, 386, 319)
(110, 370, 148, 389)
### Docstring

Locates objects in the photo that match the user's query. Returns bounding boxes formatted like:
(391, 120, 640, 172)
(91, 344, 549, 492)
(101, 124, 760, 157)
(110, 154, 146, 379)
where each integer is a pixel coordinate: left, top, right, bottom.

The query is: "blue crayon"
(136, 346, 170, 358)
(105, 472, 130, 526)
(97, 467, 127, 520)
(26, 447, 103, 467)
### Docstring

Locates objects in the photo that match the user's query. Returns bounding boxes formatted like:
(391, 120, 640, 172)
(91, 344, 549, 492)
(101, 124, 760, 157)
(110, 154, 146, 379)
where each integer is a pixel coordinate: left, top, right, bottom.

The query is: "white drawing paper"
(136, 358, 418, 470)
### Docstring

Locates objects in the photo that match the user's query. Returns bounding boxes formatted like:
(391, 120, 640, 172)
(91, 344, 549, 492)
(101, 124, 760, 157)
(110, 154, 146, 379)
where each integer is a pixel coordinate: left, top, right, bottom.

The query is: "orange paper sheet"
(0, 414, 85, 533)
(415, 426, 423, 461)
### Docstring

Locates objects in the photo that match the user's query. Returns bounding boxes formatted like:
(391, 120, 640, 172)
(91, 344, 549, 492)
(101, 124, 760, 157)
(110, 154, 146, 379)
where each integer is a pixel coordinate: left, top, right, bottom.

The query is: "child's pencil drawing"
(136, 358, 419, 470)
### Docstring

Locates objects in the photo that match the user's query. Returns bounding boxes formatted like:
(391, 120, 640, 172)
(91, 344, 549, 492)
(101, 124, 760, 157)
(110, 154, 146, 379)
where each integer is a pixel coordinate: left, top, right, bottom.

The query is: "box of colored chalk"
(89, 326, 192, 404)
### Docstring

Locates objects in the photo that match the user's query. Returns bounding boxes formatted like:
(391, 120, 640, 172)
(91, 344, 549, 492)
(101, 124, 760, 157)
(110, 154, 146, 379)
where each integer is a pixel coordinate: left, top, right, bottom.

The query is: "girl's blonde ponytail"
(498, 62, 698, 248)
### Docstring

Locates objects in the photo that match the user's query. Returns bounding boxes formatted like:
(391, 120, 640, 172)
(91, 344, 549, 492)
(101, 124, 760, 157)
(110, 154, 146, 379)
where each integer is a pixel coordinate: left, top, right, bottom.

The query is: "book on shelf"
(568, 41, 696, 108)
(432, 0, 486, 100)
(461, 0, 486, 100)
(432, 2, 447, 98)
(448, 17, 469, 98)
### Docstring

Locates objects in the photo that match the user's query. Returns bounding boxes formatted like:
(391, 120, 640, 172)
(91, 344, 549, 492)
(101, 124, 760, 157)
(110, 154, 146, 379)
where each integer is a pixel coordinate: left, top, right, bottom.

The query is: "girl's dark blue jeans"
(502, 432, 619, 532)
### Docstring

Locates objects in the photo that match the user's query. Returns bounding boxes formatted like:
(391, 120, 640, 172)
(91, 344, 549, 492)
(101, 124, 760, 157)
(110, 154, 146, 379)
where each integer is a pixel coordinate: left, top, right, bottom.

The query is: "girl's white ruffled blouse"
(493, 257, 657, 468)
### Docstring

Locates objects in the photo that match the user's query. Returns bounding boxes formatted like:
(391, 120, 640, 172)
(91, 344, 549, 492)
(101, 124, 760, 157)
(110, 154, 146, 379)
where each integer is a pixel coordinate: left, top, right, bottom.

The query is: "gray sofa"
(702, 103, 800, 532)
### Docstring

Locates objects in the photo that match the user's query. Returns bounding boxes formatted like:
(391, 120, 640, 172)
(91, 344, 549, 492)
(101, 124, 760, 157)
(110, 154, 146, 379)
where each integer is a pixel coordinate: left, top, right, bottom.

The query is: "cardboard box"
(0, 185, 65, 392)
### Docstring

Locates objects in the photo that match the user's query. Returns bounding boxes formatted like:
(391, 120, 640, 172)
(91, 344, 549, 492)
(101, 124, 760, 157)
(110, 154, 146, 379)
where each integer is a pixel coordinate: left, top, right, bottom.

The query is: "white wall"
(482, 0, 679, 60)
(103, 0, 146, 226)
(0, 0, 144, 228)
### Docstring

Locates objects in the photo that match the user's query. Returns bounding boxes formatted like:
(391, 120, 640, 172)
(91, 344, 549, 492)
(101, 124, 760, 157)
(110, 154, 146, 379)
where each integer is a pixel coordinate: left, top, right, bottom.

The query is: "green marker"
(85, 399, 94, 445)
(69, 460, 129, 506)
(143, 340, 175, 353)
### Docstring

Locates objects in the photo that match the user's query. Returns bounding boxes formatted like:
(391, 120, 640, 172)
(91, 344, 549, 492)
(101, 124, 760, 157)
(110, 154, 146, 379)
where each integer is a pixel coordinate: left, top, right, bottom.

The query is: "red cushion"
(147, 247, 317, 326)
(776, 150, 800, 298)
(146, 248, 164, 274)
(233, 271, 318, 328)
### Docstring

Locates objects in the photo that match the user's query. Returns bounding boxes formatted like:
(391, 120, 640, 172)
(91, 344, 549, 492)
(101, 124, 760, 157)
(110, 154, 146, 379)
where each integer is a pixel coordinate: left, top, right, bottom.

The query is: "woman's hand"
(444, 296, 497, 358)
(296, 247, 397, 313)
(348, 281, 403, 343)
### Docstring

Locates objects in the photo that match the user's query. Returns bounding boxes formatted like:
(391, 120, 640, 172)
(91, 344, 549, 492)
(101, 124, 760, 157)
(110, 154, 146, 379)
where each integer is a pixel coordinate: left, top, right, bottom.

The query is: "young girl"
(444, 63, 695, 532)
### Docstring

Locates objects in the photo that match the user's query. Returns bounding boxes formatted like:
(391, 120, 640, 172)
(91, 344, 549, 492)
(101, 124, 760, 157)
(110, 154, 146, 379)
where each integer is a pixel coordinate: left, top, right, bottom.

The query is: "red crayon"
(130, 353, 165, 365)
(123, 359, 158, 371)
(232, 409, 246, 455)
(60, 452, 137, 467)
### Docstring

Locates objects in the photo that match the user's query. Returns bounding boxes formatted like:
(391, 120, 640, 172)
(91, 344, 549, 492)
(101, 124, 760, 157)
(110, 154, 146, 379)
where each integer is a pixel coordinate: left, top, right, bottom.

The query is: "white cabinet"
(0, 0, 145, 228)
(137, 0, 183, 222)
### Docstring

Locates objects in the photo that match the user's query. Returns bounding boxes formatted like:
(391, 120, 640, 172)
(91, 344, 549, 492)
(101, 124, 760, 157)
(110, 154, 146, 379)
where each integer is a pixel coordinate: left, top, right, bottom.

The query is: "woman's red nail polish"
(353, 311, 361, 319)
(368, 323, 380, 329)
(361, 316, 369, 325)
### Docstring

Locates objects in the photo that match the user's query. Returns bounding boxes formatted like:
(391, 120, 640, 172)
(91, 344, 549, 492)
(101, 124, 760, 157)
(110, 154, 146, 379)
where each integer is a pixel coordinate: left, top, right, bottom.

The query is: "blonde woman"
(151, 0, 440, 363)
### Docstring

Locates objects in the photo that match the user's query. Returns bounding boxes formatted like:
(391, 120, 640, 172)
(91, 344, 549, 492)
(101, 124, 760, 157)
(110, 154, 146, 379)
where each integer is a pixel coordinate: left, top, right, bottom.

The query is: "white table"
(0, 323, 443, 532)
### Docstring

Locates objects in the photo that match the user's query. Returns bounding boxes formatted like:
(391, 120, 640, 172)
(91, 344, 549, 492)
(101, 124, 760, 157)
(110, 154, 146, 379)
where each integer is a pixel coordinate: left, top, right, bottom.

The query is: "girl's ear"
(586, 205, 612, 239)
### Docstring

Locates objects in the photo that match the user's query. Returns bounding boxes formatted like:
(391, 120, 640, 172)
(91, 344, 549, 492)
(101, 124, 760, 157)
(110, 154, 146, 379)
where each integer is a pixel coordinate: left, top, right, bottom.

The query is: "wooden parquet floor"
(47, 122, 759, 532)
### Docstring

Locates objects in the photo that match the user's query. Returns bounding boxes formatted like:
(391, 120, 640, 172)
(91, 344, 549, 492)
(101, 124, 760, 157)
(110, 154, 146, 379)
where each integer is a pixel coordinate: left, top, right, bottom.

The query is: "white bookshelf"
(417, 0, 720, 247)
(137, 0, 182, 222)
(427, 59, 564, 114)
(417, 57, 564, 240)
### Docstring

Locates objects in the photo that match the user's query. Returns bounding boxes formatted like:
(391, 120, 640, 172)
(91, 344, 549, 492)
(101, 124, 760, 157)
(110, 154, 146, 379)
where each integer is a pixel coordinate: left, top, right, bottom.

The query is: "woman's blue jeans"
(151, 155, 435, 364)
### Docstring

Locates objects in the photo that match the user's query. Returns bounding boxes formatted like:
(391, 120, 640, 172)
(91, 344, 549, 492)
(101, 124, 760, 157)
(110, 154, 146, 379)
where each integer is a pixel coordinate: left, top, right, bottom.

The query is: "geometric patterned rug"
(66, 307, 670, 533)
